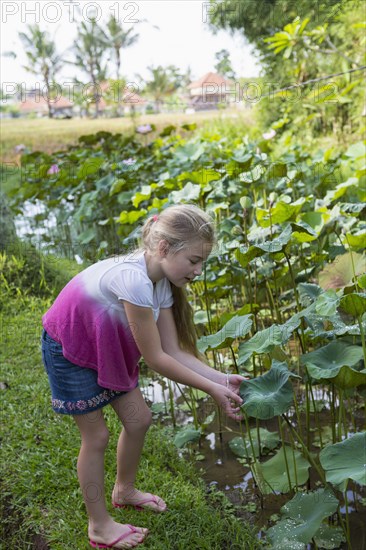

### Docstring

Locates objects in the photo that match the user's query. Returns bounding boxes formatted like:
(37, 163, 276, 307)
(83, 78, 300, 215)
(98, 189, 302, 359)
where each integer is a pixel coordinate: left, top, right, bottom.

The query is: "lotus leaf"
(290, 220, 318, 243)
(77, 157, 104, 178)
(340, 292, 366, 317)
(345, 141, 366, 159)
(315, 290, 340, 317)
(239, 362, 299, 419)
(178, 169, 221, 187)
(343, 232, 366, 249)
(197, 314, 252, 353)
(267, 488, 339, 548)
(174, 142, 205, 162)
(170, 182, 201, 203)
(239, 164, 264, 183)
(324, 177, 358, 204)
(300, 341, 365, 389)
(301, 211, 328, 232)
(253, 445, 310, 494)
(298, 283, 322, 305)
(319, 432, 366, 490)
(118, 209, 147, 225)
(318, 252, 365, 290)
(77, 227, 97, 244)
(313, 524, 346, 549)
(173, 425, 201, 448)
(238, 325, 284, 365)
(256, 198, 305, 227)
(132, 185, 151, 207)
(229, 428, 279, 458)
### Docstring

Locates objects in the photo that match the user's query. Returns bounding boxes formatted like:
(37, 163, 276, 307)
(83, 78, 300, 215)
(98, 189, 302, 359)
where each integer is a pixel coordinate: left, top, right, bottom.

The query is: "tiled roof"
(188, 72, 234, 89)
(18, 95, 73, 112)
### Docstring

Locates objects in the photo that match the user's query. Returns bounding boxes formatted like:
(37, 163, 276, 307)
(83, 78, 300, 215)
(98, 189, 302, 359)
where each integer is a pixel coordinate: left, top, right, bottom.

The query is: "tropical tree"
(18, 25, 63, 118)
(142, 65, 182, 112)
(208, 0, 343, 56)
(70, 18, 109, 117)
(105, 15, 139, 79)
(214, 49, 236, 79)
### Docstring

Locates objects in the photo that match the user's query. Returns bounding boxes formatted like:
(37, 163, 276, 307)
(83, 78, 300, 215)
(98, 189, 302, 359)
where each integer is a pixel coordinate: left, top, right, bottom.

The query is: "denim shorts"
(41, 329, 128, 415)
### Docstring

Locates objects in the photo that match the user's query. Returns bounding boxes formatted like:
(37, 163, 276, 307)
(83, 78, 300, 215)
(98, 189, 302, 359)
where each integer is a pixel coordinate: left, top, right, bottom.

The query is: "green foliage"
(16, 24, 63, 118)
(300, 341, 365, 388)
(6, 122, 366, 547)
(319, 432, 366, 490)
(267, 488, 341, 548)
(229, 428, 279, 459)
(214, 48, 236, 79)
(239, 362, 300, 419)
(253, 446, 311, 494)
(0, 238, 82, 307)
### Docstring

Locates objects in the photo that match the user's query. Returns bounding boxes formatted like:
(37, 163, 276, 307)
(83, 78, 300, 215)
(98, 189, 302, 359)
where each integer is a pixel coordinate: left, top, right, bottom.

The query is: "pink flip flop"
(89, 524, 145, 548)
(112, 495, 166, 513)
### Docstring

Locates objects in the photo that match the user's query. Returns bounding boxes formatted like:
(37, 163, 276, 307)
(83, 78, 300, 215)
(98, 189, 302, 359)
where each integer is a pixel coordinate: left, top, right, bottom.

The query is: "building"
(187, 72, 236, 111)
(17, 95, 73, 118)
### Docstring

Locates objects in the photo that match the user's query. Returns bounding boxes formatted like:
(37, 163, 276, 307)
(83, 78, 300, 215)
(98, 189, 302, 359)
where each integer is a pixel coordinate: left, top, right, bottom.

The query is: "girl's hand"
(209, 383, 244, 422)
(219, 373, 247, 395)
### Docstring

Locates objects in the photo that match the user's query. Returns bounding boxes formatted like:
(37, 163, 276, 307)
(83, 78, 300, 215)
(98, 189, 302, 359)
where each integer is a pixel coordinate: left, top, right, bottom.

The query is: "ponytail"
(171, 285, 202, 357)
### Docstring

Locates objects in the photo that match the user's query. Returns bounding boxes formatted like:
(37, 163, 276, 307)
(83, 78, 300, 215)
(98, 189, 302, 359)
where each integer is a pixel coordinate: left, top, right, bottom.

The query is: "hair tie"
(152, 215, 159, 222)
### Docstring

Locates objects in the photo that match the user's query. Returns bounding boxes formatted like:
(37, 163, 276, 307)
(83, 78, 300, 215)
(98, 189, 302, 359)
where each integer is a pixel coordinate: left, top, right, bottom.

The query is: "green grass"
(0, 110, 254, 163)
(1, 293, 262, 550)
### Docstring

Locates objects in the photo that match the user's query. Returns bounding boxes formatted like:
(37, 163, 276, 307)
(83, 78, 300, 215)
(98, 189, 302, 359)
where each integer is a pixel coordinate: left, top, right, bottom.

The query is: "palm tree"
(143, 65, 182, 113)
(18, 25, 63, 118)
(70, 18, 109, 117)
(106, 16, 139, 80)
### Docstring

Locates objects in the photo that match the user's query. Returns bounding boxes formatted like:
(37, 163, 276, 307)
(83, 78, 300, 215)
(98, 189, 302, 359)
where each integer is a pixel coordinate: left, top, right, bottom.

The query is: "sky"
(1, 0, 261, 91)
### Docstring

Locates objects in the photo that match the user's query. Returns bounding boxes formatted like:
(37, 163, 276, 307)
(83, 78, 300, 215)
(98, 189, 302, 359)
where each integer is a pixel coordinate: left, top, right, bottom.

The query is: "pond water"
(140, 373, 366, 550)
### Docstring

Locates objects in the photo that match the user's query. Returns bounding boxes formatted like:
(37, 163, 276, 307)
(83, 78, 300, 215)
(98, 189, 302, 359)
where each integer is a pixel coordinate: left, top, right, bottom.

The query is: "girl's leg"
(111, 388, 166, 511)
(74, 409, 148, 547)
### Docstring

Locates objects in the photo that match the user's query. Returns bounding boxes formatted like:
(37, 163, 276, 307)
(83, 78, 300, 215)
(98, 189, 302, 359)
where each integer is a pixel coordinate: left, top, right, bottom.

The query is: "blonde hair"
(141, 204, 215, 356)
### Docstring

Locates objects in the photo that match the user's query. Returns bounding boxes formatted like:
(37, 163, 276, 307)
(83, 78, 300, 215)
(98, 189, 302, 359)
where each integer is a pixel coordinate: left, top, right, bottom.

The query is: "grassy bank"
(0, 109, 254, 163)
(0, 292, 262, 550)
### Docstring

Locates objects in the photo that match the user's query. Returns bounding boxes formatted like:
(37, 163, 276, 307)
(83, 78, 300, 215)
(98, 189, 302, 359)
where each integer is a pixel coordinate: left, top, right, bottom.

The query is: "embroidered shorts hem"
(41, 329, 129, 415)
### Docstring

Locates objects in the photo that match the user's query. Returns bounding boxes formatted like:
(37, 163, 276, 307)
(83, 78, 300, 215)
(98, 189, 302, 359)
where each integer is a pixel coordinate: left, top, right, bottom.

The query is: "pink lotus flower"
(48, 164, 60, 175)
(136, 124, 152, 134)
(122, 158, 136, 165)
(14, 144, 26, 153)
(262, 129, 276, 140)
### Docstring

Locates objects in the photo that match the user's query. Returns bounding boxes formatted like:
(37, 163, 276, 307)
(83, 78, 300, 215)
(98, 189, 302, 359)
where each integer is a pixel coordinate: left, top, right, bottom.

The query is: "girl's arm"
(156, 308, 246, 394)
(123, 302, 243, 421)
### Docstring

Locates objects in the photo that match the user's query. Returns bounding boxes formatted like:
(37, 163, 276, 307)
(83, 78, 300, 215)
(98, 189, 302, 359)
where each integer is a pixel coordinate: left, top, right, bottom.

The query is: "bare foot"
(112, 486, 167, 512)
(89, 519, 148, 549)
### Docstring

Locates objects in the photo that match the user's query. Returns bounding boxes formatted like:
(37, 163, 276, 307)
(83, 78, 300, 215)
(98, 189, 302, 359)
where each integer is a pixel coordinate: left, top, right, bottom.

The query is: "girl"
(41, 204, 244, 549)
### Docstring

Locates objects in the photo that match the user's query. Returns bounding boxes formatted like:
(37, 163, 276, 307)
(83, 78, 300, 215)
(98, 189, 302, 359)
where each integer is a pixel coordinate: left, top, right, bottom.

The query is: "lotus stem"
(288, 429, 299, 490)
(167, 379, 176, 428)
(229, 345, 239, 374)
(292, 391, 304, 441)
(243, 412, 257, 464)
(277, 416, 293, 493)
(188, 387, 199, 431)
(338, 389, 344, 441)
(284, 251, 301, 314)
(256, 419, 262, 459)
(282, 414, 327, 485)
(282, 413, 352, 545)
(239, 420, 251, 462)
(308, 376, 323, 448)
(330, 384, 337, 443)
(357, 316, 366, 368)
(265, 279, 282, 324)
(344, 482, 351, 548)
(305, 380, 311, 450)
